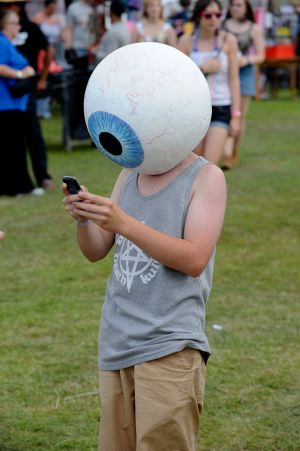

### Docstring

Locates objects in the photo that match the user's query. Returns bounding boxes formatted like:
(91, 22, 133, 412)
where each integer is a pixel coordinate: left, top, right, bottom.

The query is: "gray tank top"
(99, 157, 215, 370)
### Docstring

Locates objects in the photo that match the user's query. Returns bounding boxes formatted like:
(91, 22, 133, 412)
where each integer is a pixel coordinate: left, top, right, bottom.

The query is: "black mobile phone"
(62, 176, 82, 195)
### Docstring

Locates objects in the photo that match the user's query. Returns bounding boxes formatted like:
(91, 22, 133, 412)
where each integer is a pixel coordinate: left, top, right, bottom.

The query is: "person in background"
(134, 0, 177, 45)
(292, 0, 300, 55)
(178, 0, 241, 165)
(0, 9, 38, 196)
(168, 0, 192, 39)
(94, 0, 106, 44)
(0, 230, 4, 240)
(125, 0, 142, 22)
(292, 0, 300, 93)
(26, 0, 66, 20)
(17, 0, 55, 190)
(94, 0, 131, 63)
(33, 0, 69, 57)
(0, 0, 55, 192)
(65, 0, 97, 66)
(33, 0, 69, 119)
(222, 0, 265, 169)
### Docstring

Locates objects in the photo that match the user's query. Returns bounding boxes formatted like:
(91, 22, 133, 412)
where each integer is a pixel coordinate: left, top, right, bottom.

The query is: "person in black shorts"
(178, 0, 241, 165)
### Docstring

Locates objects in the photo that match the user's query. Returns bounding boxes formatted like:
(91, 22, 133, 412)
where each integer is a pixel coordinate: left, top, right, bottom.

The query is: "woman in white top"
(33, 0, 71, 62)
(134, 0, 177, 46)
(178, 0, 241, 165)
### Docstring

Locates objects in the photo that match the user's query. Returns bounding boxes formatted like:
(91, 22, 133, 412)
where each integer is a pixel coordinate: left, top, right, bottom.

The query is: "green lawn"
(0, 97, 299, 450)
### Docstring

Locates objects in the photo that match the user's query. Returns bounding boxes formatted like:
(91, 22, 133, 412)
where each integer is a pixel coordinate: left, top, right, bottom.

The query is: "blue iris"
(87, 111, 144, 168)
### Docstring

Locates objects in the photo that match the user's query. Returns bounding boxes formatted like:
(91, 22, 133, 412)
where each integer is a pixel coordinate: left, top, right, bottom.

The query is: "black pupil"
(99, 132, 122, 155)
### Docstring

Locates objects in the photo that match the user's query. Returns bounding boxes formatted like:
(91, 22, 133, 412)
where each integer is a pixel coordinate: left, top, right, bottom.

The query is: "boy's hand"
(62, 183, 89, 224)
(71, 191, 128, 234)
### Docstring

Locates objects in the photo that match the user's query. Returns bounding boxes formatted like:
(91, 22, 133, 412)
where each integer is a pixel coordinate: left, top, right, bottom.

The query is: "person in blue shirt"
(0, 9, 37, 195)
(6, 0, 55, 192)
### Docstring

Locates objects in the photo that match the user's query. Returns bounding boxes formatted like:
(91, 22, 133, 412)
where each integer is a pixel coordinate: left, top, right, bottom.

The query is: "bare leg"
(223, 135, 235, 160)
(222, 96, 251, 168)
(202, 126, 228, 165)
(235, 96, 251, 155)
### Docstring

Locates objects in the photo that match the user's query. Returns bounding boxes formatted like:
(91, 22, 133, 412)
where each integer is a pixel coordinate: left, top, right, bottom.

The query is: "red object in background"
(37, 49, 64, 74)
(265, 44, 296, 59)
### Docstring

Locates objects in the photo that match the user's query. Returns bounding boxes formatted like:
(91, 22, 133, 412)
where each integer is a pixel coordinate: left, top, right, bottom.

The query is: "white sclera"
(84, 42, 212, 175)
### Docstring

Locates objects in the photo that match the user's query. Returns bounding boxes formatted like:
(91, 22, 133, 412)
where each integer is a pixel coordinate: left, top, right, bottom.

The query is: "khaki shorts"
(99, 348, 206, 451)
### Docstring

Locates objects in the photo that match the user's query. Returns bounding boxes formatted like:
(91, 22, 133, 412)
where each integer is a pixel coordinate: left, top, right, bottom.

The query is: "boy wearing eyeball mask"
(62, 43, 226, 450)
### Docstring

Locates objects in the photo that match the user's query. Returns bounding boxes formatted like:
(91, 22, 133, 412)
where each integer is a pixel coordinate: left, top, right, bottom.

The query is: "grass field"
(0, 97, 299, 450)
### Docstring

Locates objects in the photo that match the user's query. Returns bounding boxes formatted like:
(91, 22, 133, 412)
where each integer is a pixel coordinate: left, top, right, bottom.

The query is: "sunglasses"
(200, 11, 222, 19)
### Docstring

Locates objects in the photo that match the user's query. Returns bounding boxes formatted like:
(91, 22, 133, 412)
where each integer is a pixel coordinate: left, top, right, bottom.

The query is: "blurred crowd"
(0, 0, 299, 196)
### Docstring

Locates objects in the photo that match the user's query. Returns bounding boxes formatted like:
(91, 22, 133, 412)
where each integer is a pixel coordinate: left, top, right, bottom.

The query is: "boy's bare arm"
(62, 170, 131, 262)
(71, 164, 226, 276)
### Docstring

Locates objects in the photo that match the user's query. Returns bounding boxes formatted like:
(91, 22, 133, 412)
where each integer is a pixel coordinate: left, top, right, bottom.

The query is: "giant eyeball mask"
(84, 42, 211, 175)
